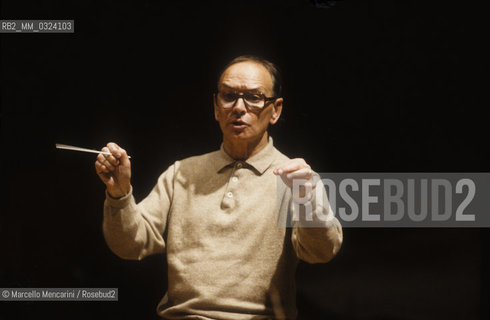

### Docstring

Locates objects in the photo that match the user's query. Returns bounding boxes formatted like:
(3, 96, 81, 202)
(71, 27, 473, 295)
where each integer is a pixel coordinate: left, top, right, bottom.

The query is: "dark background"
(1, 0, 489, 319)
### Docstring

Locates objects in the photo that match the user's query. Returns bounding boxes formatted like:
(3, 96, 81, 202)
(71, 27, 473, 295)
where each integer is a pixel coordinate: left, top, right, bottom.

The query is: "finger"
(97, 153, 106, 163)
(118, 148, 131, 167)
(101, 147, 120, 166)
(103, 158, 116, 171)
(274, 159, 308, 175)
(304, 180, 317, 190)
(107, 144, 130, 167)
(107, 143, 122, 158)
(96, 159, 111, 174)
(95, 162, 107, 178)
(95, 161, 111, 181)
(286, 167, 312, 180)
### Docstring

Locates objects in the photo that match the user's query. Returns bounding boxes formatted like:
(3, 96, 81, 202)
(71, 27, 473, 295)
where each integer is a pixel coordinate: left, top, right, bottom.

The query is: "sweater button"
(226, 192, 233, 198)
(231, 177, 238, 182)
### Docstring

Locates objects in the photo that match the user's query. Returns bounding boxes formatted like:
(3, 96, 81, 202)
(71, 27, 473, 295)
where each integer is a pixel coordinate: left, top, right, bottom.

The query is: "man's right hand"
(95, 142, 131, 198)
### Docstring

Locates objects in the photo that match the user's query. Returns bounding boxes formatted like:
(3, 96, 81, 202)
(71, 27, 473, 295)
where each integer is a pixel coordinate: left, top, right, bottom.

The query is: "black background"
(1, 1, 489, 319)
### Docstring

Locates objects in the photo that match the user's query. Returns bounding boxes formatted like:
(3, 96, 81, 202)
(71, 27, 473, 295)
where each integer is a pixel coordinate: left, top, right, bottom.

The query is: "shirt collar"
(214, 137, 276, 175)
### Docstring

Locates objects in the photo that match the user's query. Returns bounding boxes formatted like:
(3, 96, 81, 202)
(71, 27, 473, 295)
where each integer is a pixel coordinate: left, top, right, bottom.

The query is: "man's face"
(214, 61, 283, 143)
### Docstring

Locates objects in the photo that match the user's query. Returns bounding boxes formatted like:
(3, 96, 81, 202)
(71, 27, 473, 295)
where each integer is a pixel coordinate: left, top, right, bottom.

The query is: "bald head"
(217, 55, 282, 98)
(219, 61, 274, 97)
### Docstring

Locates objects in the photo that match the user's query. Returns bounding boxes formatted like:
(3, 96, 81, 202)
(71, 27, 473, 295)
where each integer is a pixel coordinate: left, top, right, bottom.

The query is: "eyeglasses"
(214, 91, 277, 109)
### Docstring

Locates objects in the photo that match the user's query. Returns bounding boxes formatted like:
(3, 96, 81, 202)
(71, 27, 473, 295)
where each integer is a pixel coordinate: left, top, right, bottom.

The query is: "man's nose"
(232, 97, 247, 113)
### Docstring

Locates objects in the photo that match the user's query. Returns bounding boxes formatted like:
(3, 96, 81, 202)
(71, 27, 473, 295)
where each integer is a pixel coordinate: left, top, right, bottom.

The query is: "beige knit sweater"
(103, 138, 342, 319)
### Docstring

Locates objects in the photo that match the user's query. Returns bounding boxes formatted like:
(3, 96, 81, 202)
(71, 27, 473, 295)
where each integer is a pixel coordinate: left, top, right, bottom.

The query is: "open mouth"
(231, 120, 248, 127)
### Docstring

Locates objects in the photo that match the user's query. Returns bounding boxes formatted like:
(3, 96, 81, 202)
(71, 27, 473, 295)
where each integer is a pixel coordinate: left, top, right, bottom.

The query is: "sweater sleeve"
(102, 163, 175, 260)
(290, 173, 343, 264)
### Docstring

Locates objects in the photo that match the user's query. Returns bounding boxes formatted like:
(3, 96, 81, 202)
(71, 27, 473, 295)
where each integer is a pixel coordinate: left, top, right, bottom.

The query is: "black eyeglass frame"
(214, 91, 278, 110)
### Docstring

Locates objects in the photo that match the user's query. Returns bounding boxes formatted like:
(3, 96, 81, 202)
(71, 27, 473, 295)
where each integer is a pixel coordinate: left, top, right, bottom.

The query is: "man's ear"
(270, 98, 283, 125)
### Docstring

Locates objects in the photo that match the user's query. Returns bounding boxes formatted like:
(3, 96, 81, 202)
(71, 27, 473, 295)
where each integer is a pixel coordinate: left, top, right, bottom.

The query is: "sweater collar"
(215, 137, 276, 175)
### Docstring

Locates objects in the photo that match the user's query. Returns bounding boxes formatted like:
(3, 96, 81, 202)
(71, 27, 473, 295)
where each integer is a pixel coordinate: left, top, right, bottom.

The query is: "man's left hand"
(273, 158, 314, 190)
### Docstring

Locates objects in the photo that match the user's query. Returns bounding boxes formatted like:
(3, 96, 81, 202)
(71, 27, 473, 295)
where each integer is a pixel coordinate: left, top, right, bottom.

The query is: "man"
(95, 55, 342, 319)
